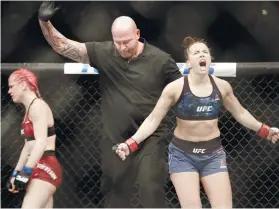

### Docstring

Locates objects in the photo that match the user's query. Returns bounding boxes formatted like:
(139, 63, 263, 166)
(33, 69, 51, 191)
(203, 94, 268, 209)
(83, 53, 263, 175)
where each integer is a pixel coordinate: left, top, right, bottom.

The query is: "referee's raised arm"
(38, 1, 89, 64)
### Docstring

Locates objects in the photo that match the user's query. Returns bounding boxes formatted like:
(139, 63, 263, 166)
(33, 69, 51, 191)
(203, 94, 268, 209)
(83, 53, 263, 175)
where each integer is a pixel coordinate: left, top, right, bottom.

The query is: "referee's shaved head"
(111, 16, 140, 59)
(111, 16, 137, 35)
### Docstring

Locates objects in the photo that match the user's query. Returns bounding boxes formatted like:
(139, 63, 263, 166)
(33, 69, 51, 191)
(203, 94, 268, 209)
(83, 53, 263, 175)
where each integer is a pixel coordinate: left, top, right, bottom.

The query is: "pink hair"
(10, 68, 42, 98)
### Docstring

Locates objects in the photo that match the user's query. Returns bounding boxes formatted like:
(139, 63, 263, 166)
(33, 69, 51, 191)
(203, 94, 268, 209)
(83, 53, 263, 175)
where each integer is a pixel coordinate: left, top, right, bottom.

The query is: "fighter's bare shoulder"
(211, 75, 232, 97)
(33, 98, 49, 107)
(31, 98, 53, 116)
(164, 76, 184, 101)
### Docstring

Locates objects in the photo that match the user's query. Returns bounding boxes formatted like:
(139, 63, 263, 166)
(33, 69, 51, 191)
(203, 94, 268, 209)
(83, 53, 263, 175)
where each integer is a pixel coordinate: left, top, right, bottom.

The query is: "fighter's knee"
(180, 200, 202, 209)
(210, 201, 232, 209)
(208, 190, 232, 209)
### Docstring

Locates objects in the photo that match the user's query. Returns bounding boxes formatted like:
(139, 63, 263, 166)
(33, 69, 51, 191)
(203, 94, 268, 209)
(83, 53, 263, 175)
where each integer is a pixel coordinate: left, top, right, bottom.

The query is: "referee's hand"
(38, 1, 60, 22)
(113, 143, 130, 161)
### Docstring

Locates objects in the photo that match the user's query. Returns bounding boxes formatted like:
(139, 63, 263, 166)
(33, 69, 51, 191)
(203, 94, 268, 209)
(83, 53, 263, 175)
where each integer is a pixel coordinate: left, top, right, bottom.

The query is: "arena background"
(1, 1, 279, 208)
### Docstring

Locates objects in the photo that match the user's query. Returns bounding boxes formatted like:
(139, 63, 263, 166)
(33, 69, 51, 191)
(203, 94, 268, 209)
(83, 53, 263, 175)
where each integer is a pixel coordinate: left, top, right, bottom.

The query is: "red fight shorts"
(30, 150, 62, 188)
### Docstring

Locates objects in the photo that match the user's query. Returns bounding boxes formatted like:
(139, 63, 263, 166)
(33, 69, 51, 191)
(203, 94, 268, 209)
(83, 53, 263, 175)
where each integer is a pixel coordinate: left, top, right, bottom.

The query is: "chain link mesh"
(1, 73, 279, 208)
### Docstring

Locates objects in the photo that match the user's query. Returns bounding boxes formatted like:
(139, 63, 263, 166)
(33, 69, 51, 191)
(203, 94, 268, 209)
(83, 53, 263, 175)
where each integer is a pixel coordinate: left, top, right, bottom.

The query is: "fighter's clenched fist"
(268, 127, 279, 144)
(112, 138, 139, 161)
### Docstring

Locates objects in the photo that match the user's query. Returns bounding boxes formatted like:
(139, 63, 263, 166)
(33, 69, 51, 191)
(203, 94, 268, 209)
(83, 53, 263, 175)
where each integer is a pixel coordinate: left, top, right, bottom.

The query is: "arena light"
(225, 1, 279, 60)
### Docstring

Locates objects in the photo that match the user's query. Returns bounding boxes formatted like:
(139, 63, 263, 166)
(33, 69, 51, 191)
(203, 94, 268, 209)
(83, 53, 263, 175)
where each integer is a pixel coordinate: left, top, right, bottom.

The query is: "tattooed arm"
(39, 20, 89, 63)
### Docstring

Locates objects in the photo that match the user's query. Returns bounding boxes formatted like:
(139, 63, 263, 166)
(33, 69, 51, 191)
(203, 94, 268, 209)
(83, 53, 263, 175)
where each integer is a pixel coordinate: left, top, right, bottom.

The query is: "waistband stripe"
(171, 136, 222, 154)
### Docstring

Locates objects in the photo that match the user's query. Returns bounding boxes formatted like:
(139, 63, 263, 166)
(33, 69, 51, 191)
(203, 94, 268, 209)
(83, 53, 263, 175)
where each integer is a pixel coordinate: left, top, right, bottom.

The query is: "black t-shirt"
(85, 38, 182, 143)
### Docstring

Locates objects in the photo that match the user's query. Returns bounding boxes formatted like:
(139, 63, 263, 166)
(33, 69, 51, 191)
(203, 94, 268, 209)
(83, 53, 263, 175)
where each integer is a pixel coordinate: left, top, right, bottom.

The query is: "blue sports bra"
(174, 75, 222, 121)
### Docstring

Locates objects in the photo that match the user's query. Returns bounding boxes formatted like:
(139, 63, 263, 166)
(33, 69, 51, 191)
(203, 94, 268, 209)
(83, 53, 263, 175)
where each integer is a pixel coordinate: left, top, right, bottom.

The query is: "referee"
(38, 1, 182, 207)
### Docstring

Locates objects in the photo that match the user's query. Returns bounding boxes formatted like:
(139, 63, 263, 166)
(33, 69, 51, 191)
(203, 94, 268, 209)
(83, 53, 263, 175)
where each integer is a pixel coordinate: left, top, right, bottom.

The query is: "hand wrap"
(257, 124, 270, 138)
(125, 138, 139, 153)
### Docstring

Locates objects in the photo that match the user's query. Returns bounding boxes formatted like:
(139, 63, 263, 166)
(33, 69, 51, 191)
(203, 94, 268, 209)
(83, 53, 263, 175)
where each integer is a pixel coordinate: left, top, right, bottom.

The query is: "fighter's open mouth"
(199, 60, 206, 67)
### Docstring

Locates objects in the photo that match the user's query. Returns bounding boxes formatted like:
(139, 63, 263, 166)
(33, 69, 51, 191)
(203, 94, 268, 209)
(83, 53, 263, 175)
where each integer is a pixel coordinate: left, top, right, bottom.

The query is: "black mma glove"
(13, 166, 33, 191)
(7, 170, 19, 192)
(38, 1, 60, 22)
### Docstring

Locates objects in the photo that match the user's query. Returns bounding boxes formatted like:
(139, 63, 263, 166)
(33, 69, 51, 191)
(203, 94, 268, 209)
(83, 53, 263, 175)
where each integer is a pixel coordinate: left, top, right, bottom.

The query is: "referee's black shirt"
(85, 38, 182, 143)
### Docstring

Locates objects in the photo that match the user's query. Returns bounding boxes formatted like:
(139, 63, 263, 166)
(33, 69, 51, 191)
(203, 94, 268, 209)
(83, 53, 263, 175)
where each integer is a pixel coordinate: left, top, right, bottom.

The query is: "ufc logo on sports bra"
(196, 106, 213, 112)
(193, 148, 206, 153)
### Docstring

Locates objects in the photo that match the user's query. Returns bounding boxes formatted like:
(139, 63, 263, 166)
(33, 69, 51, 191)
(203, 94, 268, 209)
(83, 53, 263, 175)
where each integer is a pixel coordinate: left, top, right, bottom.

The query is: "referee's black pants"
(100, 134, 168, 208)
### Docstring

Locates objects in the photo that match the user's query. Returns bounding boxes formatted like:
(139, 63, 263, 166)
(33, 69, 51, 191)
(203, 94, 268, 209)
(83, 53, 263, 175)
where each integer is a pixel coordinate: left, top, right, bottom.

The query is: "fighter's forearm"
(39, 20, 88, 63)
(132, 115, 162, 144)
(14, 143, 30, 171)
(24, 141, 47, 169)
(233, 109, 262, 132)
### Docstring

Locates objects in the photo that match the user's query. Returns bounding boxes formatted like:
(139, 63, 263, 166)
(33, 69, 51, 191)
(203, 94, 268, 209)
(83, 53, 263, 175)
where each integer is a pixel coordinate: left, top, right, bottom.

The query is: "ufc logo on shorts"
(16, 175, 29, 183)
(197, 106, 212, 112)
(193, 148, 206, 153)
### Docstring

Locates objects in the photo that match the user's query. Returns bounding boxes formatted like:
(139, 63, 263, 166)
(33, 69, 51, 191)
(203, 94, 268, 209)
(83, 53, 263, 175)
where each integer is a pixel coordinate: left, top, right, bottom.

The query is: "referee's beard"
(118, 44, 139, 60)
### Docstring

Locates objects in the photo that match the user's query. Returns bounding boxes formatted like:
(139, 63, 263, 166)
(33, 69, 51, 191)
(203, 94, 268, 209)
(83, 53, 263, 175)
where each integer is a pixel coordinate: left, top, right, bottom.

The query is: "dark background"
(2, 1, 279, 63)
(1, 1, 279, 208)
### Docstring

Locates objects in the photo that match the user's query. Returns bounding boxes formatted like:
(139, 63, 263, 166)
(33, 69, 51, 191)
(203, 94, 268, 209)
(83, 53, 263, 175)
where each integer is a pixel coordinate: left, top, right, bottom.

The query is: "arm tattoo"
(39, 21, 89, 63)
